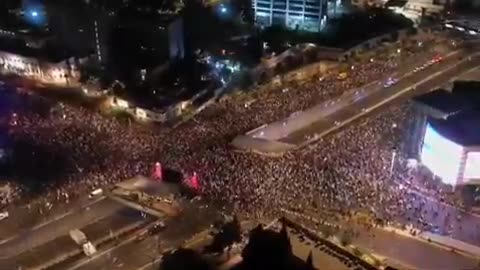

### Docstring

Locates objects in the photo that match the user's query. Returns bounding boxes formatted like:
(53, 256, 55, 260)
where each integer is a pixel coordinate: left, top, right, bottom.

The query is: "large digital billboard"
(464, 152, 480, 180)
(421, 124, 463, 186)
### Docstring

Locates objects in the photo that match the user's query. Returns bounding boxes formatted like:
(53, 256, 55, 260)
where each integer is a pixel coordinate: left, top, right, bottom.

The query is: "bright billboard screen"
(464, 152, 480, 180)
(421, 124, 463, 186)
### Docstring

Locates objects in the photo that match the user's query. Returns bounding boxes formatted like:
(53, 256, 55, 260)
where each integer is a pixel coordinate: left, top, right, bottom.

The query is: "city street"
(2, 1, 480, 269)
(0, 198, 122, 258)
(0, 195, 102, 241)
(69, 236, 163, 270)
(287, 209, 478, 270)
(233, 47, 477, 155)
(0, 205, 154, 269)
(59, 199, 221, 270)
(352, 226, 478, 270)
(247, 47, 465, 143)
(281, 52, 480, 145)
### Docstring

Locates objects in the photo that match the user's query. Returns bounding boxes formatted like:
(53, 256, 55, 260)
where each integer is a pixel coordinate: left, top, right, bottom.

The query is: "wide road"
(61, 200, 221, 270)
(352, 226, 478, 270)
(289, 210, 478, 269)
(245, 47, 466, 143)
(0, 197, 123, 258)
(281, 52, 480, 145)
(0, 207, 153, 270)
(0, 194, 103, 242)
(69, 235, 161, 270)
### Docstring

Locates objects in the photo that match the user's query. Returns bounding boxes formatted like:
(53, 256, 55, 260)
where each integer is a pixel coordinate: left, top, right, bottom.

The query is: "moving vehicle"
(383, 77, 399, 88)
(70, 229, 97, 256)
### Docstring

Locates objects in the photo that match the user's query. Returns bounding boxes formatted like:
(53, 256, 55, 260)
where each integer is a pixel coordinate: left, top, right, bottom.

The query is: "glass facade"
(252, 0, 328, 32)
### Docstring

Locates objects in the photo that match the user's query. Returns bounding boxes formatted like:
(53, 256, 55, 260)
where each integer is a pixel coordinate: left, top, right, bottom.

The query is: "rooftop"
(412, 89, 475, 119)
(414, 88, 480, 147)
(428, 110, 480, 147)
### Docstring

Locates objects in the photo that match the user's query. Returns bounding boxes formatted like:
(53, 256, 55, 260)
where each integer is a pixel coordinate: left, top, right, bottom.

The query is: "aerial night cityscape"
(2, 0, 480, 269)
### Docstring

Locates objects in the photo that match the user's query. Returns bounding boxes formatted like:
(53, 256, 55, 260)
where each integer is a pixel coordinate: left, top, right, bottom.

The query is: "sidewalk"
(382, 225, 480, 259)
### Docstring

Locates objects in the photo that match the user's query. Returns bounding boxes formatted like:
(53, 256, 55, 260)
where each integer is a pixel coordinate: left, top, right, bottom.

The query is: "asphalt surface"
(3, 234, 79, 270)
(1, 41, 478, 270)
(0, 198, 123, 258)
(62, 199, 220, 270)
(70, 236, 161, 270)
(80, 207, 153, 242)
(289, 209, 478, 270)
(244, 48, 464, 144)
(352, 226, 478, 270)
(0, 195, 96, 241)
(281, 52, 480, 145)
(0, 207, 152, 270)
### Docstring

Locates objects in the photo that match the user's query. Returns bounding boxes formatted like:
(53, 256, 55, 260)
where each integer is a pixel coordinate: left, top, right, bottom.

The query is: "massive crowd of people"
(0, 33, 465, 240)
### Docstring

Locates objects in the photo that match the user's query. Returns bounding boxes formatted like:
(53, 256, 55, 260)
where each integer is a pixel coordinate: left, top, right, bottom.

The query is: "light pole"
(390, 148, 397, 175)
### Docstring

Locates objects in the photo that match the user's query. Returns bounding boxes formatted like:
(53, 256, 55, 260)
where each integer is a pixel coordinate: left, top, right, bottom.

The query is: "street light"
(390, 147, 397, 175)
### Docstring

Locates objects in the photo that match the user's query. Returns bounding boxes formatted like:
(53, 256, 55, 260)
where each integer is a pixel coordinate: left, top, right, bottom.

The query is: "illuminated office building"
(252, 0, 328, 32)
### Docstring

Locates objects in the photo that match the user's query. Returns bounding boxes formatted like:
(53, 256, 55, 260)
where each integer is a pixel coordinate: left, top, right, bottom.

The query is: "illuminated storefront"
(0, 51, 79, 85)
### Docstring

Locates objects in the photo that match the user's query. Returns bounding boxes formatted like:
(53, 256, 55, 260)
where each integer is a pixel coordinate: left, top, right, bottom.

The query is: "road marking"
(66, 221, 157, 270)
(0, 196, 105, 246)
(299, 54, 480, 148)
(252, 49, 464, 142)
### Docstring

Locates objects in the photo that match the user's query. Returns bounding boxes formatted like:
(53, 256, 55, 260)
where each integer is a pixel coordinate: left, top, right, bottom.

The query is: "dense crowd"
(0, 34, 463, 239)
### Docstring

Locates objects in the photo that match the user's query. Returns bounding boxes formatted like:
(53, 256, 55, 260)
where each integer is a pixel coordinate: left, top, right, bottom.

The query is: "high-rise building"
(252, 0, 328, 32)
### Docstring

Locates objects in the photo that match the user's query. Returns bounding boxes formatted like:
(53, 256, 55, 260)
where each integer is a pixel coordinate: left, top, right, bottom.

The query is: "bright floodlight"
(31, 11, 38, 17)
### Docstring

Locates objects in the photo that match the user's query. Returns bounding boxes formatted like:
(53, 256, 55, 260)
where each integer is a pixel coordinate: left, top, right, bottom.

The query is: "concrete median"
(37, 220, 149, 270)
(234, 51, 480, 155)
